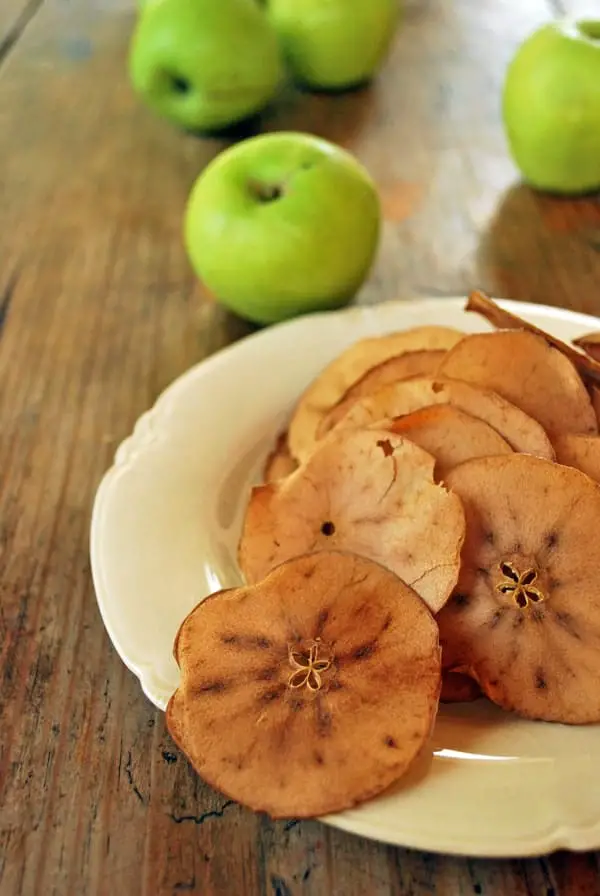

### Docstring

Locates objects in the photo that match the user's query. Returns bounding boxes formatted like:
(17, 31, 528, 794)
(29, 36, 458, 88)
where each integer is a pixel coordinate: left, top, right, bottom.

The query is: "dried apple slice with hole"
(317, 349, 446, 440)
(327, 376, 555, 459)
(437, 454, 600, 724)
(263, 432, 298, 483)
(440, 670, 482, 704)
(466, 290, 600, 387)
(288, 327, 464, 463)
(239, 428, 465, 613)
(166, 551, 441, 819)
(383, 405, 513, 480)
(553, 434, 600, 485)
(438, 330, 597, 437)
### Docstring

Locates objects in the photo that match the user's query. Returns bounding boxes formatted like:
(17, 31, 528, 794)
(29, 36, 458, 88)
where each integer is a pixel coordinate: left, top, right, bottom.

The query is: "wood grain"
(0, 0, 599, 893)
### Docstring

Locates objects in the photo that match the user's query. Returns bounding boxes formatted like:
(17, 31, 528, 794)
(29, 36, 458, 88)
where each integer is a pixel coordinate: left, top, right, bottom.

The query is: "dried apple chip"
(437, 454, 600, 724)
(327, 376, 554, 459)
(288, 327, 463, 463)
(440, 670, 482, 704)
(167, 551, 441, 819)
(438, 330, 596, 437)
(466, 290, 600, 387)
(263, 432, 298, 483)
(573, 332, 600, 363)
(384, 405, 513, 479)
(317, 349, 446, 439)
(553, 434, 600, 485)
(239, 428, 465, 613)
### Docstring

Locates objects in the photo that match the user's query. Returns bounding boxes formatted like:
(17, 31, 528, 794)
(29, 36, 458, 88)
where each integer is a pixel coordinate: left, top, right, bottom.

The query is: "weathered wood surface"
(1, 0, 599, 893)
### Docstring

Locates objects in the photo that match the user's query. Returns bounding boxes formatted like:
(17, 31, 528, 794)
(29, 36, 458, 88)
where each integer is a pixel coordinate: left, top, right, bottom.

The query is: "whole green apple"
(502, 19, 600, 194)
(129, 0, 284, 133)
(267, 0, 400, 91)
(184, 132, 381, 324)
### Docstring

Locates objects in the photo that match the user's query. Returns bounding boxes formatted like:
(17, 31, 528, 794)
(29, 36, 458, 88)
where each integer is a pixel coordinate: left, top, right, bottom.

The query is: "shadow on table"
(476, 182, 600, 313)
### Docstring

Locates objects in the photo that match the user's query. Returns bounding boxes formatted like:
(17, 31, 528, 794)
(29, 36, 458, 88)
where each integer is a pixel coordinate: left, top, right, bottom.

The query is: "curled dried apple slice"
(317, 349, 446, 440)
(466, 290, 600, 387)
(288, 327, 463, 463)
(383, 405, 513, 480)
(573, 332, 600, 363)
(167, 551, 441, 819)
(263, 432, 298, 482)
(553, 434, 600, 485)
(437, 454, 600, 724)
(239, 428, 465, 613)
(328, 376, 554, 459)
(438, 330, 596, 436)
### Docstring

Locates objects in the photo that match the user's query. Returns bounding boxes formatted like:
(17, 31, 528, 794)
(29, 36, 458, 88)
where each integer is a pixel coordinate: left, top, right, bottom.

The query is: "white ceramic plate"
(91, 297, 600, 857)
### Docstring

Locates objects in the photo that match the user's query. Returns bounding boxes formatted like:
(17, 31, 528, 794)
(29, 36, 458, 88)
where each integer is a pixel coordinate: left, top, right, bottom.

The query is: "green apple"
(184, 132, 381, 324)
(129, 0, 284, 133)
(502, 19, 600, 194)
(267, 0, 400, 91)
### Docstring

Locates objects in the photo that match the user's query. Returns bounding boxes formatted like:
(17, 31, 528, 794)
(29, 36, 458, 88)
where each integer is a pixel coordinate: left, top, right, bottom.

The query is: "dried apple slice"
(440, 670, 482, 704)
(438, 330, 596, 437)
(264, 432, 298, 482)
(437, 454, 600, 724)
(239, 428, 465, 613)
(317, 349, 446, 439)
(167, 551, 441, 819)
(573, 332, 600, 363)
(288, 327, 464, 463)
(553, 434, 600, 485)
(328, 376, 555, 459)
(466, 290, 600, 387)
(384, 405, 513, 479)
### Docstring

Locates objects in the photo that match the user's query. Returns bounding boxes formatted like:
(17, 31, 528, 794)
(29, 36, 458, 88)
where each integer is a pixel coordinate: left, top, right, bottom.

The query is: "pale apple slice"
(466, 290, 600, 387)
(167, 551, 441, 819)
(553, 434, 600, 484)
(437, 454, 600, 724)
(573, 332, 600, 363)
(263, 432, 298, 482)
(328, 376, 555, 459)
(440, 670, 482, 704)
(288, 327, 464, 463)
(383, 405, 513, 480)
(437, 330, 597, 437)
(239, 428, 465, 613)
(317, 349, 446, 440)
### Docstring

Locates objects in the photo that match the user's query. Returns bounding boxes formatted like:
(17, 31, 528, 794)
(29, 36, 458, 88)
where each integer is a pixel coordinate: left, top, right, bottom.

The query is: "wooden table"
(1, 0, 600, 893)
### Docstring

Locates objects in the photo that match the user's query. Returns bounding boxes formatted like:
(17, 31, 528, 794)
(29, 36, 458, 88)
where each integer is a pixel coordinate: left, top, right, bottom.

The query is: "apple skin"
(129, 0, 284, 133)
(267, 0, 401, 91)
(184, 132, 381, 325)
(502, 19, 600, 194)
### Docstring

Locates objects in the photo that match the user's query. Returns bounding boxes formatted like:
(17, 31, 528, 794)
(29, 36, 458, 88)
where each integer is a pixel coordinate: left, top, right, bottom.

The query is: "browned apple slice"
(288, 327, 464, 463)
(466, 290, 600, 387)
(263, 432, 298, 482)
(167, 551, 441, 819)
(437, 454, 600, 724)
(383, 405, 513, 480)
(327, 376, 555, 459)
(239, 428, 465, 613)
(553, 434, 600, 484)
(317, 349, 446, 440)
(438, 330, 596, 437)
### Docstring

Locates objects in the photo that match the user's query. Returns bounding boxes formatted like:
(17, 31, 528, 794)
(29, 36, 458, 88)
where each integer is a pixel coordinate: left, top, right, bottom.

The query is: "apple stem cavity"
(169, 74, 191, 95)
(249, 180, 284, 203)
